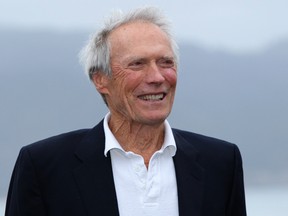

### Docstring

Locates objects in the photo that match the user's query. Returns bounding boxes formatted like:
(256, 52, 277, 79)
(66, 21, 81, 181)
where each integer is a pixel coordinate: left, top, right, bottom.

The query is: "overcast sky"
(1, 0, 288, 53)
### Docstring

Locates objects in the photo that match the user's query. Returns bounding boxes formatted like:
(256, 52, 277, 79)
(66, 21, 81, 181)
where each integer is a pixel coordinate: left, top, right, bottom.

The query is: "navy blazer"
(5, 120, 246, 216)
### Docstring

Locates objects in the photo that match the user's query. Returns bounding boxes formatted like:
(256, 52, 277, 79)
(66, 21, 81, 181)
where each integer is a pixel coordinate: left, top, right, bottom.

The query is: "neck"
(108, 116, 165, 168)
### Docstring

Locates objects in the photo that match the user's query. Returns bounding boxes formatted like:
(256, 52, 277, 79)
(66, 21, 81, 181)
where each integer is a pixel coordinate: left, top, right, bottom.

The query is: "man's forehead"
(113, 21, 158, 32)
(109, 21, 167, 42)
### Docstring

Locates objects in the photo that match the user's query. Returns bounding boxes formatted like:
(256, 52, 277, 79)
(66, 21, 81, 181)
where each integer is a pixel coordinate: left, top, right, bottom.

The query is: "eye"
(158, 58, 175, 68)
(127, 60, 145, 70)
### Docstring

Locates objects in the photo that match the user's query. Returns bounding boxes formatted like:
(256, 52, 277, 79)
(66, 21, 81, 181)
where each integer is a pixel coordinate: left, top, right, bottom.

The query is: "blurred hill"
(1, 29, 288, 197)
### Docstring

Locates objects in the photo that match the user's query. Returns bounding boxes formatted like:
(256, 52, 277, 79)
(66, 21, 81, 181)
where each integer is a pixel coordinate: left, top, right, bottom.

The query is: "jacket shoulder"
(172, 128, 235, 147)
(172, 128, 241, 160)
(22, 129, 91, 158)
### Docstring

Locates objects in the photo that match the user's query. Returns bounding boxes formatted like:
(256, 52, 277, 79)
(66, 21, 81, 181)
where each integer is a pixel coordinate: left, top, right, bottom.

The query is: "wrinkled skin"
(92, 22, 177, 164)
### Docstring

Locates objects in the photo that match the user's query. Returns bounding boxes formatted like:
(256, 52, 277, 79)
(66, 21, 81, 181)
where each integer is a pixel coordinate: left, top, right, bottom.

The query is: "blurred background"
(1, 0, 288, 215)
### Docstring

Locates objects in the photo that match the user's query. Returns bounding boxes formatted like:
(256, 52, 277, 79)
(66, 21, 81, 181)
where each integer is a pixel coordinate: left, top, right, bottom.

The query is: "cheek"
(164, 69, 177, 86)
(120, 71, 143, 93)
(111, 73, 139, 100)
(110, 68, 130, 92)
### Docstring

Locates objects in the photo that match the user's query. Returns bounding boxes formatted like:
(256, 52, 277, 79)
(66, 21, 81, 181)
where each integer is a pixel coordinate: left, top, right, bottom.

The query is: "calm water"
(246, 186, 288, 215)
(1, 187, 288, 215)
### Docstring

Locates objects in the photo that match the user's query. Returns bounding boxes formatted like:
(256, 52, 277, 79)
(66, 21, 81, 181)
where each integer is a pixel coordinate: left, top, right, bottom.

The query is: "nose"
(145, 62, 165, 84)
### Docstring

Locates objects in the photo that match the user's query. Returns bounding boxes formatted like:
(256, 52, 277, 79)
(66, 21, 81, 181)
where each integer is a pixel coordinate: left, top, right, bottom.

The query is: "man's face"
(95, 22, 177, 126)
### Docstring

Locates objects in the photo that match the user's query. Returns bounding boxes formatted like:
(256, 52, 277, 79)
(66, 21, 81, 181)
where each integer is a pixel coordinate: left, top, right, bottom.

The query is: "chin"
(140, 113, 169, 125)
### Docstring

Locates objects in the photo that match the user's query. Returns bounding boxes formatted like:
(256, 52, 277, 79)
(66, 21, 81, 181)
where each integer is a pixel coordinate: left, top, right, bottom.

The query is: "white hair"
(79, 6, 179, 80)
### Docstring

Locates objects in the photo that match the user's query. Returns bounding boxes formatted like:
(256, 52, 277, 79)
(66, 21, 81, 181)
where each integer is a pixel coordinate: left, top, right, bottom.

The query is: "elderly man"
(5, 7, 246, 216)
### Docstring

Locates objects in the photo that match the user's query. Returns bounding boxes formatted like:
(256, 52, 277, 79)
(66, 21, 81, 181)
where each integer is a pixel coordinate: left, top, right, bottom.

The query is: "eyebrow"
(124, 56, 145, 62)
(159, 56, 175, 60)
(125, 55, 175, 62)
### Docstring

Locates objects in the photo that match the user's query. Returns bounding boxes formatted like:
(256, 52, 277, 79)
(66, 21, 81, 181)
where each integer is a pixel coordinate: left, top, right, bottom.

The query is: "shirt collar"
(103, 112, 177, 157)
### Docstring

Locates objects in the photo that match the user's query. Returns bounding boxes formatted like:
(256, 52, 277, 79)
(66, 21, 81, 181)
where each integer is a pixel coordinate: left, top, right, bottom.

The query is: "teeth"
(139, 94, 164, 101)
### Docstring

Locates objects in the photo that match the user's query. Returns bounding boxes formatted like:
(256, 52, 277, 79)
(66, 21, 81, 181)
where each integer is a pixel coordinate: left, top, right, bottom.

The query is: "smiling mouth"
(138, 93, 165, 101)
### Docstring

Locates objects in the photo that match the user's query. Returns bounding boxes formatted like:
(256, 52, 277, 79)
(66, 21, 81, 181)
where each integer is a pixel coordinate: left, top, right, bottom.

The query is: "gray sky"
(1, 0, 288, 53)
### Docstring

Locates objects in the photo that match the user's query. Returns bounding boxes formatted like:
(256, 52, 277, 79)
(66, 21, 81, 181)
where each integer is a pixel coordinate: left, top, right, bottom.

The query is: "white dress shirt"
(103, 113, 179, 216)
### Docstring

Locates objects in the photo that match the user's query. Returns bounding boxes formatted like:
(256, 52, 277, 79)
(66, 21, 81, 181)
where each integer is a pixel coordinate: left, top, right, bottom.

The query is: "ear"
(91, 72, 110, 95)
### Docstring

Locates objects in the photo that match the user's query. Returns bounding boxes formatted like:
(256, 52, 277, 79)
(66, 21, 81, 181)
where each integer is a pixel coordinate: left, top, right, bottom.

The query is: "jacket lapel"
(73, 121, 119, 216)
(173, 129, 205, 216)
(71, 123, 205, 216)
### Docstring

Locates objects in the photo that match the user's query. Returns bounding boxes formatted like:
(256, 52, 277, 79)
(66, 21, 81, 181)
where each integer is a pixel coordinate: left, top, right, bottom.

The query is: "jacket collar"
(173, 129, 205, 216)
(73, 120, 119, 216)
(72, 122, 204, 216)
